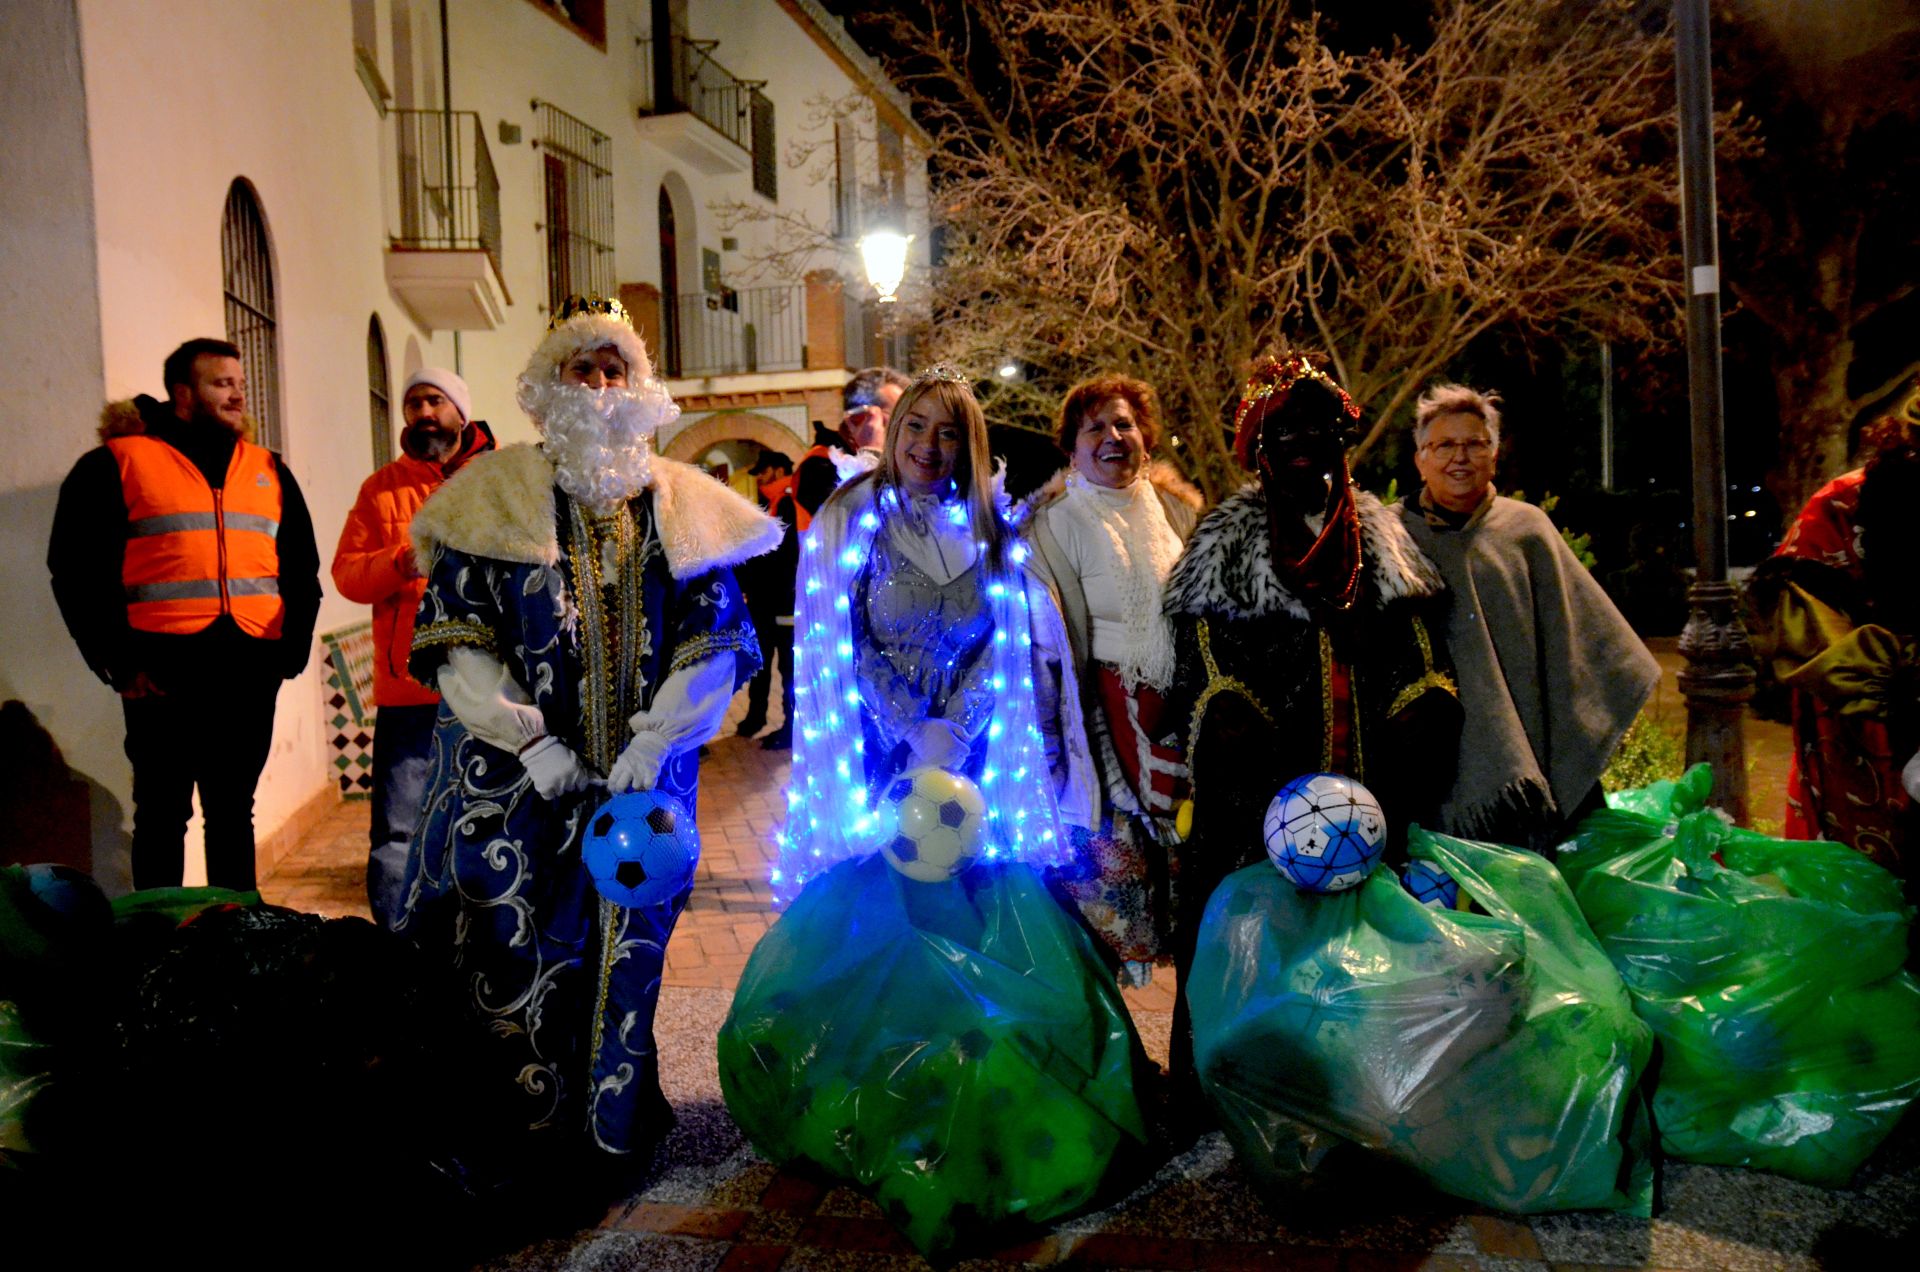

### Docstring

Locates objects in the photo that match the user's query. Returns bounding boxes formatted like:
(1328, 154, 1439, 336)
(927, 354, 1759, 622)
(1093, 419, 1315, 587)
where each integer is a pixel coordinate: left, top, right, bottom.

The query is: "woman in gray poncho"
(1394, 383, 1659, 852)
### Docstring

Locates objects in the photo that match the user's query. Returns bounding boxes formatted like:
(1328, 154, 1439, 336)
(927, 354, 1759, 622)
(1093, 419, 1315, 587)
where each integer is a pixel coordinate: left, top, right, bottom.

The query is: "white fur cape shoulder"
(411, 442, 782, 579)
(1162, 482, 1443, 623)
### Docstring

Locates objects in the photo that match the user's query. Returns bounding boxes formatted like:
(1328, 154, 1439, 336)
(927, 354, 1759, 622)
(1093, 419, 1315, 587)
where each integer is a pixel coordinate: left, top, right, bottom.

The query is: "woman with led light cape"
(718, 369, 1146, 1257)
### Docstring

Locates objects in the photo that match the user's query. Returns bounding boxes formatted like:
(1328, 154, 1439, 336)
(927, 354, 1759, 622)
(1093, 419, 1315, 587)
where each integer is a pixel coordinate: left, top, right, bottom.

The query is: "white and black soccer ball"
(1263, 773, 1387, 894)
(877, 766, 988, 883)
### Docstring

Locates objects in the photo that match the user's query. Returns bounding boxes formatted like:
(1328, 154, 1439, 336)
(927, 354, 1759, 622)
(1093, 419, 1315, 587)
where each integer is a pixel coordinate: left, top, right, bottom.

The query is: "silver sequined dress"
(851, 512, 997, 785)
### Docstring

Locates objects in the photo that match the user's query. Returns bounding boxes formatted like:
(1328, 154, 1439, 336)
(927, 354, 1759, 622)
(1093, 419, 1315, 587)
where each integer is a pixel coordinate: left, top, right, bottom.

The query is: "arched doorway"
(662, 411, 806, 464)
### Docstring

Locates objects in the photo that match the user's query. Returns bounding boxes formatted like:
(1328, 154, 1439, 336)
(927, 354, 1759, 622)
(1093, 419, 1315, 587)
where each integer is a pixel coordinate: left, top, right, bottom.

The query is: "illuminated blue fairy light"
(769, 478, 1074, 904)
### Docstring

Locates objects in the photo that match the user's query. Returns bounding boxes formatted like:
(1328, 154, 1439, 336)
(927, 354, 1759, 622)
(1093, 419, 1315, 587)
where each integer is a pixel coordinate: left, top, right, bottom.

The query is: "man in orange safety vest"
(49, 338, 321, 892)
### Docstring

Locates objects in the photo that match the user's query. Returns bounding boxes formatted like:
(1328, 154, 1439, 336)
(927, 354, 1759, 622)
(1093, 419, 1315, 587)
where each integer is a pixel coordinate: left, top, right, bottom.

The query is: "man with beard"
(793, 365, 911, 528)
(49, 337, 322, 891)
(399, 297, 780, 1168)
(331, 368, 495, 928)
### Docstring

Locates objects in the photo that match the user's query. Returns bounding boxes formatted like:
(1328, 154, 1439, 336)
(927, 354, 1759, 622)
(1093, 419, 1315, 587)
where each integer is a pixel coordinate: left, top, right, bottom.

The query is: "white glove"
(1903, 747, 1920, 803)
(519, 735, 594, 800)
(905, 718, 971, 772)
(608, 730, 671, 794)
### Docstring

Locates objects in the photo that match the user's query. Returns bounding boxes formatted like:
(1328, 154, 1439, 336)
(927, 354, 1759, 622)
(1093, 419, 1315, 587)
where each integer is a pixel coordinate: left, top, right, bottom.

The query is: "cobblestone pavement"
(259, 652, 1912, 1271)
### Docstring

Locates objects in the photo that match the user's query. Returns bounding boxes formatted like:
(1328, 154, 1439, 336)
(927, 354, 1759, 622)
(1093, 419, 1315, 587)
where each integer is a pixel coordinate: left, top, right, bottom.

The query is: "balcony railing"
(663, 284, 806, 378)
(391, 109, 502, 280)
(637, 33, 755, 149)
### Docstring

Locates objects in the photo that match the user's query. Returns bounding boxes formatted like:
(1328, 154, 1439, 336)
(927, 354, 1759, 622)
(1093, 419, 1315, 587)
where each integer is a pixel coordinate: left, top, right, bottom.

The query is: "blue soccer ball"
(1402, 859, 1461, 910)
(583, 790, 700, 908)
(1263, 773, 1387, 894)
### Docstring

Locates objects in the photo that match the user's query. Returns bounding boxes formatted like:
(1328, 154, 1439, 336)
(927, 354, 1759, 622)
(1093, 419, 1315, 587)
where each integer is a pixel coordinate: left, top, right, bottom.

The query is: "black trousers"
(122, 672, 281, 891)
(743, 615, 795, 727)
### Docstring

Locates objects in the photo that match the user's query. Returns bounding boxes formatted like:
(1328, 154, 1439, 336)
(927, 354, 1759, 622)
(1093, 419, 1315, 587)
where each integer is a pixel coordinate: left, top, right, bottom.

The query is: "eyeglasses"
(1423, 438, 1494, 459)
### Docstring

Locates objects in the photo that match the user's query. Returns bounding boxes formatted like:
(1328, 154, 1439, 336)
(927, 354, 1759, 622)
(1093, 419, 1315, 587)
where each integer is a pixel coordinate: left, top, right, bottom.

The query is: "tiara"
(913, 363, 971, 386)
(548, 294, 632, 331)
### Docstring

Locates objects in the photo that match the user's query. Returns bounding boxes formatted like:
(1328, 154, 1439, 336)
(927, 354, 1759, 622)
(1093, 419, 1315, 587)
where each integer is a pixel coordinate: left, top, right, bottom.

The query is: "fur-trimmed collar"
(411, 443, 781, 579)
(99, 395, 257, 443)
(1163, 482, 1443, 622)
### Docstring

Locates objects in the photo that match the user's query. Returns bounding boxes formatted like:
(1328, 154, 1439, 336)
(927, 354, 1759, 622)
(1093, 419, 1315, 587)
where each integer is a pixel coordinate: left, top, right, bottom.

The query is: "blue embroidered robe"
(402, 487, 758, 1154)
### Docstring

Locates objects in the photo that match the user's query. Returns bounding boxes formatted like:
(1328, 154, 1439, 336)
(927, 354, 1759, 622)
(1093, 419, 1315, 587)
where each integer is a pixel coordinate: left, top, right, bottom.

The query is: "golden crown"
(548, 294, 632, 331)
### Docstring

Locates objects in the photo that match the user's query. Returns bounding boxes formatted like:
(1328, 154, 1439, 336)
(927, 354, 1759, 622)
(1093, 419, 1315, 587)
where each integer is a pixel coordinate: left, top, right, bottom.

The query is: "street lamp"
(1674, 0, 1754, 823)
(858, 230, 913, 367)
(857, 230, 913, 304)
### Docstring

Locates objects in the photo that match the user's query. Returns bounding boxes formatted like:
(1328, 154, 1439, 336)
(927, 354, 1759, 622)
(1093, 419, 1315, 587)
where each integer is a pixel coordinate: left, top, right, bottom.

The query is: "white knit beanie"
(402, 367, 472, 423)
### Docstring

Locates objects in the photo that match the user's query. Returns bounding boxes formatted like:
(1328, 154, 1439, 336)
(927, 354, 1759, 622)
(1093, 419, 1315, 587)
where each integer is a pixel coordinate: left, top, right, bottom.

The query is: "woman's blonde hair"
(834, 374, 1007, 568)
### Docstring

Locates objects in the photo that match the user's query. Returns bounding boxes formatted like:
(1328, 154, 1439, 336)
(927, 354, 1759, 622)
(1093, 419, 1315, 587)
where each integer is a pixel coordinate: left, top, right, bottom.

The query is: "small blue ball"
(582, 790, 700, 908)
(1402, 859, 1461, 910)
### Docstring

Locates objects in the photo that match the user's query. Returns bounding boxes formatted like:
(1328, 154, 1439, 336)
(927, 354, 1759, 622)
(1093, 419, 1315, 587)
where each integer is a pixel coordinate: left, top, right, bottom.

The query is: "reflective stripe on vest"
(107, 434, 286, 638)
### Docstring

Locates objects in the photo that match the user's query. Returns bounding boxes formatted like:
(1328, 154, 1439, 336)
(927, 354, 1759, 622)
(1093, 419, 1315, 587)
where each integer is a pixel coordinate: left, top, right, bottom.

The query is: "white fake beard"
(520, 379, 677, 513)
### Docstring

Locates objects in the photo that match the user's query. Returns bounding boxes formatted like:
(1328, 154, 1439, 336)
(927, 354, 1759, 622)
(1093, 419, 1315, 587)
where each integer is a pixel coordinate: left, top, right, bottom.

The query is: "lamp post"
(1675, 0, 1754, 822)
(858, 230, 912, 366)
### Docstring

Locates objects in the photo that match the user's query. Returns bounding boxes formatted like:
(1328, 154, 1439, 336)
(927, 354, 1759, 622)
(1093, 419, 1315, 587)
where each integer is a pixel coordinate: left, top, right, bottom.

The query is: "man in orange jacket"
(332, 368, 494, 927)
(49, 338, 322, 892)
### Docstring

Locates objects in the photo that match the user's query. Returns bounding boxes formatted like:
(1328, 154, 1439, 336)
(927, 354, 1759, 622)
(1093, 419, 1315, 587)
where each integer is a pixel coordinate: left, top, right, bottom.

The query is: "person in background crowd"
(1161, 355, 1459, 1085)
(331, 367, 496, 928)
(736, 448, 799, 749)
(1752, 394, 1920, 876)
(49, 338, 321, 892)
(794, 366, 912, 527)
(1024, 374, 1204, 984)
(400, 297, 779, 1167)
(1394, 383, 1657, 852)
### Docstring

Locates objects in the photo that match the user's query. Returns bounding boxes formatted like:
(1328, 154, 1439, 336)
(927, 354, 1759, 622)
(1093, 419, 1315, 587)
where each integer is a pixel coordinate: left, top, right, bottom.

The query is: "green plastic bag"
(109, 886, 261, 927)
(1189, 833, 1654, 1215)
(718, 856, 1147, 1257)
(1562, 765, 1920, 1185)
(0, 1000, 51, 1162)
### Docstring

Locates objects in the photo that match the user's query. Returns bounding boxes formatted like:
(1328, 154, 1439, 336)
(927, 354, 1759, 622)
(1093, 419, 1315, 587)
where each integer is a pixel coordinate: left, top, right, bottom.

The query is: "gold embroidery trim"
(1387, 615, 1457, 718)
(412, 618, 498, 656)
(1389, 670, 1459, 719)
(586, 895, 622, 1095)
(1319, 629, 1335, 772)
(1184, 619, 1276, 813)
(669, 627, 755, 675)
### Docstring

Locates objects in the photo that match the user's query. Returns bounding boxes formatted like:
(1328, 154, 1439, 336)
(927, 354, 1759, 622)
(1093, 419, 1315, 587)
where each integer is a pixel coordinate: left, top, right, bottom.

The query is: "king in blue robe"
(399, 302, 779, 1161)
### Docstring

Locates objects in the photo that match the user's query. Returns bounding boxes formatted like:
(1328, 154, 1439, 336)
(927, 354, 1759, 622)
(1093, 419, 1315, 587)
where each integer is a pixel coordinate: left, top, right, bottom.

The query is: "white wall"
(0, 0, 923, 889)
(0, 0, 123, 884)
(69, 0, 460, 886)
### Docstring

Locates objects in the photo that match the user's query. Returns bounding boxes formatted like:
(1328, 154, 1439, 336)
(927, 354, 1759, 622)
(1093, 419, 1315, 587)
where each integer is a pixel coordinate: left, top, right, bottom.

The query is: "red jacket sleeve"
(330, 479, 411, 604)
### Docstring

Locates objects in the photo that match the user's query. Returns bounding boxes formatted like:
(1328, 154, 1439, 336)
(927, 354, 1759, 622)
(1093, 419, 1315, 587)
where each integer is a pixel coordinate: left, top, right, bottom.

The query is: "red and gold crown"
(1231, 355, 1360, 470)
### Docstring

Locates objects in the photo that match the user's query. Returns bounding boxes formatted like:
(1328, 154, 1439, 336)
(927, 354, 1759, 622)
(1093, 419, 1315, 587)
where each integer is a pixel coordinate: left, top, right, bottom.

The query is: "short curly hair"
(1056, 374, 1161, 455)
(1413, 383, 1503, 448)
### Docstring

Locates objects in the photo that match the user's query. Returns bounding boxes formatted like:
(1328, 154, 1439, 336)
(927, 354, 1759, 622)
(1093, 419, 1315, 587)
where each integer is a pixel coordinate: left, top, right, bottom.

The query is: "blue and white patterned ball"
(583, 790, 700, 908)
(1263, 773, 1387, 894)
(1402, 859, 1461, 910)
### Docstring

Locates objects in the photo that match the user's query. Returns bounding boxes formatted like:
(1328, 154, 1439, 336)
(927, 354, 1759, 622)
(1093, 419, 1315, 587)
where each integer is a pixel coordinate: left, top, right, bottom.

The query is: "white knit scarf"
(1059, 470, 1184, 690)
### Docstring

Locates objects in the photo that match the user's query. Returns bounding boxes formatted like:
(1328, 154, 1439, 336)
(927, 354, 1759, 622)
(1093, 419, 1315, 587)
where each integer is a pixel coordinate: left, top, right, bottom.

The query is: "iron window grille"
(221, 179, 281, 452)
(533, 99, 615, 309)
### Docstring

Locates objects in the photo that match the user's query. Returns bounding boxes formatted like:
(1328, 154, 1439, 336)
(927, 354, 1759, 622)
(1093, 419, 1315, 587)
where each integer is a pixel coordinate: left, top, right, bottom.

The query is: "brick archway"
(664, 412, 806, 464)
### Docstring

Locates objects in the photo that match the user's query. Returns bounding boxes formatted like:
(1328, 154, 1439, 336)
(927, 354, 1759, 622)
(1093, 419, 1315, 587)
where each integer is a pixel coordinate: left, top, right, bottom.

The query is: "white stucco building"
(1, 0, 928, 889)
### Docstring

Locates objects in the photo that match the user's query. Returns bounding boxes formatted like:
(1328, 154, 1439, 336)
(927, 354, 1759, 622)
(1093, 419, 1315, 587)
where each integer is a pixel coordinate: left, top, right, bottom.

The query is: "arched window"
(221, 179, 282, 451)
(367, 315, 393, 468)
(658, 185, 681, 377)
